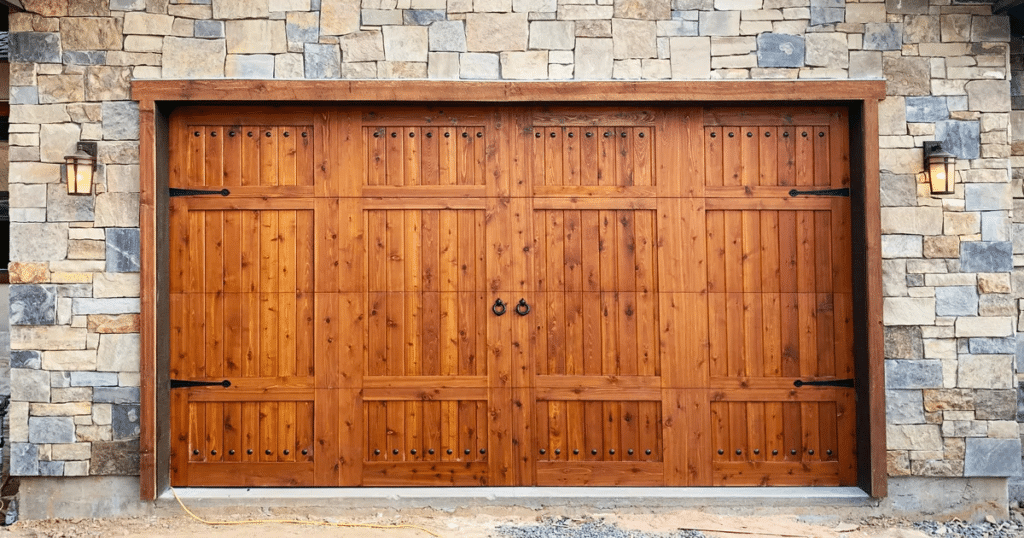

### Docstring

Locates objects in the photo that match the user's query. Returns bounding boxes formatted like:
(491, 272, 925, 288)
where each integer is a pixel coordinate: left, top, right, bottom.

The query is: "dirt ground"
(0, 507, 951, 538)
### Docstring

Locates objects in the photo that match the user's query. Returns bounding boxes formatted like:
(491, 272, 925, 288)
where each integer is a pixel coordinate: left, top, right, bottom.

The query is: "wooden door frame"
(133, 80, 886, 501)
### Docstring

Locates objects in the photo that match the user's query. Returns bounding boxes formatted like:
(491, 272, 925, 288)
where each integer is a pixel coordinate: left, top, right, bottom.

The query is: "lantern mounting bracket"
(75, 141, 98, 157)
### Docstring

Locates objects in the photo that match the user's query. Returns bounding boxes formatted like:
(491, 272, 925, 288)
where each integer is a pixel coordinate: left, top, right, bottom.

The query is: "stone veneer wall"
(3, 0, 1021, 490)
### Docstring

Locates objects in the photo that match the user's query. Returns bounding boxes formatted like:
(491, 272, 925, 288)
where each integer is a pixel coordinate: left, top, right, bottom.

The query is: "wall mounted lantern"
(923, 141, 956, 195)
(64, 141, 97, 196)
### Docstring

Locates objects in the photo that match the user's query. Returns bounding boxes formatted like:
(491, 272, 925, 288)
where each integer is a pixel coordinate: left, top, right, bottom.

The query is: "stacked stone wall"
(3, 0, 1020, 487)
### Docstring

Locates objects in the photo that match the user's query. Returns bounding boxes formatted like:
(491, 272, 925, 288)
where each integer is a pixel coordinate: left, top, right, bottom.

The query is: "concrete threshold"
(160, 487, 877, 512)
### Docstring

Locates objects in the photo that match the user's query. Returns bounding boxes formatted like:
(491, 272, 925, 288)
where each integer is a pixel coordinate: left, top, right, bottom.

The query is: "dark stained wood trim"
(134, 80, 886, 499)
(131, 80, 886, 103)
(138, 100, 157, 501)
(861, 98, 886, 498)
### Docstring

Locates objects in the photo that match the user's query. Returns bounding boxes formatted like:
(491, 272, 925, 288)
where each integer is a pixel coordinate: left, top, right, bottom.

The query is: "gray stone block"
(195, 20, 225, 39)
(885, 359, 943, 389)
(404, 10, 446, 25)
(47, 184, 95, 222)
(304, 44, 341, 79)
(699, 11, 738, 36)
(964, 438, 1023, 477)
(11, 351, 41, 369)
(362, 9, 403, 26)
(970, 337, 1015, 354)
(887, 389, 925, 425)
(864, 23, 902, 51)
(885, 326, 923, 359)
(905, 96, 948, 123)
(975, 389, 1016, 420)
(935, 286, 978, 317)
(102, 102, 140, 141)
(935, 120, 980, 160)
(311, 0, 321, 9)
(1017, 332, 1024, 372)
(110, 0, 147, 9)
(106, 228, 141, 273)
(63, 51, 107, 66)
(112, 404, 141, 440)
(981, 211, 1010, 242)
(286, 17, 318, 44)
(965, 184, 1012, 211)
(57, 284, 92, 299)
(810, 0, 844, 27)
(70, 371, 119, 387)
(11, 223, 68, 263)
(72, 298, 141, 316)
(10, 86, 39, 105)
(885, 0, 927, 14)
(29, 417, 75, 444)
(960, 241, 1012, 273)
(94, 387, 140, 404)
(10, 285, 57, 326)
(756, 33, 804, 68)
(51, 371, 71, 388)
(430, 21, 467, 52)
(227, 55, 275, 78)
(38, 461, 64, 477)
(11, 444, 39, 476)
(880, 174, 917, 207)
(11, 33, 61, 63)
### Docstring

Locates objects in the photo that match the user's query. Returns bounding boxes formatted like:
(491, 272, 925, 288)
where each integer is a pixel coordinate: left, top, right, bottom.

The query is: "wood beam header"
(132, 80, 886, 103)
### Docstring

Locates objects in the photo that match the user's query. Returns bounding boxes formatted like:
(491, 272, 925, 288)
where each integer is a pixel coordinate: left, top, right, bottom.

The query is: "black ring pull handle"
(515, 299, 530, 316)
(492, 298, 507, 316)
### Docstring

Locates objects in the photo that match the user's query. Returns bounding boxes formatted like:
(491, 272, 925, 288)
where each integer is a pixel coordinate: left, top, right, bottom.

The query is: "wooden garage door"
(168, 105, 855, 487)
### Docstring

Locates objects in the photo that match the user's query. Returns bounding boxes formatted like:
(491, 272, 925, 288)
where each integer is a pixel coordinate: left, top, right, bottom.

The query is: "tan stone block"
(501, 51, 548, 79)
(124, 35, 164, 53)
(887, 424, 942, 451)
(911, 460, 963, 477)
(51, 443, 92, 461)
(85, 66, 131, 101)
(22, 0, 69, 16)
(887, 450, 911, 476)
(50, 260, 106, 273)
(377, 62, 427, 78)
(575, 19, 612, 38)
(909, 450, 944, 461)
(467, 13, 528, 52)
(74, 415, 93, 426)
(50, 272, 92, 284)
(75, 425, 112, 442)
(93, 403, 112, 426)
(613, 19, 656, 60)
(845, 3, 884, 23)
(10, 402, 28, 443)
(670, 37, 710, 80)
(163, 37, 226, 78)
(213, 0, 270, 18)
(39, 123, 81, 164)
(52, 388, 93, 404)
(923, 235, 959, 258)
(123, 12, 173, 35)
(987, 421, 1018, 439)
(12, 326, 88, 351)
(958, 354, 1013, 388)
(10, 262, 50, 283)
(61, 17, 123, 50)
(955, 316, 1013, 338)
(614, 0, 670, 19)
(94, 193, 140, 228)
(321, 0, 360, 35)
(93, 274, 140, 299)
(978, 273, 1010, 294)
(64, 461, 90, 476)
(37, 75, 85, 104)
(341, 31, 385, 63)
(68, 240, 105, 260)
(42, 350, 97, 371)
(30, 402, 92, 416)
(226, 20, 286, 54)
(880, 206, 942, 235)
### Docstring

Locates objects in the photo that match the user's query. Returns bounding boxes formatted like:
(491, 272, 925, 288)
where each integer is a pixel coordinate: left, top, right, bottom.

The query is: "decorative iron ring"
(492, 298, 507, 316)
(515, 299, 530, 316)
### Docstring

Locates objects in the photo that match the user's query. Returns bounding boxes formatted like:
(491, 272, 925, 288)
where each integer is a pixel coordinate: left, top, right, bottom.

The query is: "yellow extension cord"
(170, 487, 441, 537)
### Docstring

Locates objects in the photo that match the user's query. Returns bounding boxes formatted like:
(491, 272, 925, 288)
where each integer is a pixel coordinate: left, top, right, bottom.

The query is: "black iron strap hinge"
(169, 187, 231, 198)
(788, 187, 850, 198)
(793, 378, 854, 388)
(170, 379, 231, 389)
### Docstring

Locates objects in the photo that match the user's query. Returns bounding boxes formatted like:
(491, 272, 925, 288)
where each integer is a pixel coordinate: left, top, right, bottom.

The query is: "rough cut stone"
(12, 351, 42, 369)
(699, 11, 740, 37)
(965, 184, 1011, 212)
(39, 123, 81, 164)
(805, 32, 848, 67)
(886, 0, 927, 14)
(964, 438, 1022, 477)
(404, 10, 445, 25)
(530, 21, 574, 51)
(884, 297, 936, 326)
(934, 285, 979, 317)
(72, 298, 141, 316)
(45, 185, 94, 223)
(810, 0, 844, 26)
(362, 9, 403, 26)
(12, 368, 50, 403)
(615, 0, 670, 19)
(575, 38, 614, 80)
(101, 101, 140, 141)
(383, 26, 428, 62)
(62, 17, 123, 51)
(613, 19, 656, 60)
(863, 22, 902, 51)
(934, 120, 980, 160)
(41, 351, 97, 371)
(123, 12, 173, 35)
(756, 33, 803, 68)
(162, 37, 226, 78)
(886, 359, 942, 389)
(430, 21, 467, 52)
(226, 20, 286, 54)
(887, 424, 942, 451)
(966, 80, 1011, 113)
(972, 17, 1010, 43)
(883, 56, 930, 96)
(97, 334, 141, 373)
(29, 417, 75, 444)
(955, 316, 1013, 338)
(275, 54, 304, 79)
(94, 193, 140, 228)
(881, 207, 943, 236)
(212, 0, 269, 19)
(112, 404, 141, 439)
(195, 20, 225, 39)
(321, 0, 360, 35)
(974, 389, 1016, 420)
(86, 66, 131, 101)
(501, 51, 548, 79)
(225, 55, 275, 78)
(88, 314, 141, 334)
(94, 387, 140, 404)
(91, 439, 140, 475)
(906, 97, 948, 123)
(960, 241, 1012, 273)
(10, 262, 49, 284)
(38, 75, 85, 104)
(885, 326, 923, 359)
(11, 223, 68, 262)
(670, 37, 709, 79)
(887, 390, 925, 425)
(12, 32, 61, 63)
(304, 44, 341, 79)
(10, 285, 57, 326)
(428, 52, 459, 79)
(11, 444, 39, 476)
(466, 13, 528, 52)
(70, 372, 119, 387)
(941, 14, 971, 43)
